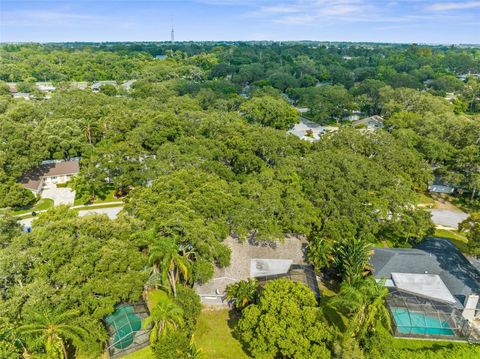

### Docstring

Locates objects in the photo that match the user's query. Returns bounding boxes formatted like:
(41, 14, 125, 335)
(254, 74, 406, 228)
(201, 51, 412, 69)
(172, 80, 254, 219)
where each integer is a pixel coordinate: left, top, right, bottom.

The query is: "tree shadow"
(321, 298, 347, 333)
(227, 308, 253, 357)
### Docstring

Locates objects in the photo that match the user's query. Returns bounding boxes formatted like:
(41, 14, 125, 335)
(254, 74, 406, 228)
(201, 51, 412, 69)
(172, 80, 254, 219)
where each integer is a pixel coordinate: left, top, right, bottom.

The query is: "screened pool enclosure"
(105, 302, 151, 358)
(386, 290, 470, 340)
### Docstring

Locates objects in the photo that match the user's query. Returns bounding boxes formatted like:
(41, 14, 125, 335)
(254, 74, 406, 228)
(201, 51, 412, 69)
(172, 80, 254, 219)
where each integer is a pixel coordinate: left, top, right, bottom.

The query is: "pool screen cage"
(386, 290, 471, 340)
(105, 302, 151, 359)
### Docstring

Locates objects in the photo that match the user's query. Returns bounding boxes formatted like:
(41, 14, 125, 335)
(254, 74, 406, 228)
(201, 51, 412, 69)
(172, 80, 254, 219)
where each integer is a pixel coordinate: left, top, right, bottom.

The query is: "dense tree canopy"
(0, 41, 479, 358)
(237, 279, 332, 359)
(0, 208, 147, 357)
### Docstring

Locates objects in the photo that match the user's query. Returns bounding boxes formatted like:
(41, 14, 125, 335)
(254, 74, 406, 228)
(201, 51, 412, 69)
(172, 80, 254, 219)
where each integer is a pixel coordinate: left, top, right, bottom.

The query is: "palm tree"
(17, 309, 89, 359)
(225, 278, 259, 311)
(306, 236, 334, 271)
(148, 236, 191, 297)
(332, 278, 391, 340)
(143, 296, 184, 344)
(333, 237, 372, 285)
(186, 336, 204, 358)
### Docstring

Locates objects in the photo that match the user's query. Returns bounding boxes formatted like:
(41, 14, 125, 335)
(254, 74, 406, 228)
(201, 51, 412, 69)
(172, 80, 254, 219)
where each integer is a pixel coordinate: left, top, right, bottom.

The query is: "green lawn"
(434, 229, 469, 253)
(74, 187, 122, 206)
(416, 192, 435, 208)
(12, 198, 54, 215)
(120, 346, 154, 359)
(194, 309, 250, 359)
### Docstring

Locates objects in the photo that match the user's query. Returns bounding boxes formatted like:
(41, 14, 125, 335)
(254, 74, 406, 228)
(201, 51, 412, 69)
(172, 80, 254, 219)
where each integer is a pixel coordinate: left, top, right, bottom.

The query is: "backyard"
(120, 308, 249, 359)
(194, 309, 250, 359)
(120, 346, 154, 359)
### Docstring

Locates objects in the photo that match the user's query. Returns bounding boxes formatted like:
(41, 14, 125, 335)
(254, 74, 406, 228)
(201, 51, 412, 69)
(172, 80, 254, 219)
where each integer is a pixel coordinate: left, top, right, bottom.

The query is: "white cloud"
(427, 1, 480, 11)
(254, 0, 373, 24)
(260, 5, 302, 14)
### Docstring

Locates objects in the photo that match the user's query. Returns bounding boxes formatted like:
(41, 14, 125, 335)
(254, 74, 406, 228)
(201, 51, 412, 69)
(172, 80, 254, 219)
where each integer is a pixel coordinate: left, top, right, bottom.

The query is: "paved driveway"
(430, 209, 469, 229)
(41, 184, 76, 206)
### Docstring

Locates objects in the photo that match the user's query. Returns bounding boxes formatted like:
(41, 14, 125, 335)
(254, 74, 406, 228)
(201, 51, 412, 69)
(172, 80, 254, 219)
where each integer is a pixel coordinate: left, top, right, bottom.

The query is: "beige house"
(195, 236, 315, 305)
(19, 159, 80, 194)
(352, 115, 384, 130)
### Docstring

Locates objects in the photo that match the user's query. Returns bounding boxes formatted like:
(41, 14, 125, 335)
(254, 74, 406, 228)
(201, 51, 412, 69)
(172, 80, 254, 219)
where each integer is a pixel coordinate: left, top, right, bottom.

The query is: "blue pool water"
(391, 308, 454, 336)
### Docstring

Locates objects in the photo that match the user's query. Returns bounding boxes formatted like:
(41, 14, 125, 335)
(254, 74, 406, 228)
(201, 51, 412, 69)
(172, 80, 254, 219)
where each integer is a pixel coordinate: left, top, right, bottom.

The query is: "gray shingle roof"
(371, 237, 480, 309)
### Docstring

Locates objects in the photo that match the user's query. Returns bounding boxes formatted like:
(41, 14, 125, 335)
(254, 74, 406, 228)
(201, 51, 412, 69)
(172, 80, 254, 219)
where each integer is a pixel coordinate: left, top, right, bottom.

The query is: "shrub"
(174, 286, 201, 335)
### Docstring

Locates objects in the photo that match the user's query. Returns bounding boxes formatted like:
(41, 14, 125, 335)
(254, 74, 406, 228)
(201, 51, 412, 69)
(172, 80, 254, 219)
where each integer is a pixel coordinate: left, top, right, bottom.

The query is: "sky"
(1, 1, 480, 44)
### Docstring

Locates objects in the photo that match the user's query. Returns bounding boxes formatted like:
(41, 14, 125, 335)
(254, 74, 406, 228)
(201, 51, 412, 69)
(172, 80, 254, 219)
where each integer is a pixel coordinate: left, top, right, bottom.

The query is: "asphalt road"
(19, 205, 123, 230)
(77, 206, 123, 219)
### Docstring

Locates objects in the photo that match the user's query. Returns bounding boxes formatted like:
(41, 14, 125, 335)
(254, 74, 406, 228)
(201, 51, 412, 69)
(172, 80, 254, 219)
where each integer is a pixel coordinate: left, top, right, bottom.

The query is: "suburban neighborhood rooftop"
(371, 237, 480, 310)
(19, 158, 80, 192)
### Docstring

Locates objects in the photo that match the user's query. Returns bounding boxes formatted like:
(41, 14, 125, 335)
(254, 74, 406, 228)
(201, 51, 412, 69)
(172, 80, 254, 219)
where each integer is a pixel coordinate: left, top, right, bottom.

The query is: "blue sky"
(1, 1, 480, 44)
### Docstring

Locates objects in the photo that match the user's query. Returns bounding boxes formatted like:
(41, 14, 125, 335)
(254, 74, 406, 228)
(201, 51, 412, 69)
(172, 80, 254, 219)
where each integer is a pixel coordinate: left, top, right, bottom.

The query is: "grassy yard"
(194, 309, 250, 359)
(416, 192, 435, 208)
(434, 228, 469, 253)
(120, 346, 154, 359)
(392, 337, 471, 350)
(11, 198, 54, 215)
(74, 187, 122, 206)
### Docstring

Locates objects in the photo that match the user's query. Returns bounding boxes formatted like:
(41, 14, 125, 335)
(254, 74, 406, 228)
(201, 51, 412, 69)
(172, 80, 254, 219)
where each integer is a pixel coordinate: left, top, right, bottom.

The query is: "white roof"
(392, 272, 457, 304)
(250, 259, 292, 277)
(288, 117, 324, 142)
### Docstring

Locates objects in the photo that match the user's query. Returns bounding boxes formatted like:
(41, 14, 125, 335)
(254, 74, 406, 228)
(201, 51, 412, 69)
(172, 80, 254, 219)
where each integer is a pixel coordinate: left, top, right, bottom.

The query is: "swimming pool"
(391, 307, 454, 336)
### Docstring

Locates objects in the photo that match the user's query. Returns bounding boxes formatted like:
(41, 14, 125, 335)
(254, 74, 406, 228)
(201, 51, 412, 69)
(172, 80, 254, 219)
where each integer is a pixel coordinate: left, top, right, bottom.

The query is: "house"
(295, 107, 310, 114)
(343, 110, 363, 122)
(70, 82, 89, 90)
(351, 115, 384, 130)
(371, 237, 480, 341)
(458, 73, 480, 81)
(155, 55, 167, 60)
(288, 117, 325, 142)
(19, 158, 80, 194)
(91, 81, 117, 92)
(445, 92, 457, 102)
(429, 184, 455, 194)
(13, 93, 30, 100)
(36, 83, 56, 92)
(428, 178, 455, 194)
(195, 236, 318, 304)
(6, 83, 17, 93)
